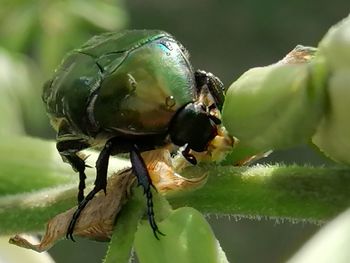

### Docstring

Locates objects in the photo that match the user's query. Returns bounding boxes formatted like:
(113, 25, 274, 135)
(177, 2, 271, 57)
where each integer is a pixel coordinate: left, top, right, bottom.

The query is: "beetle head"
(169, 102, 221, 164)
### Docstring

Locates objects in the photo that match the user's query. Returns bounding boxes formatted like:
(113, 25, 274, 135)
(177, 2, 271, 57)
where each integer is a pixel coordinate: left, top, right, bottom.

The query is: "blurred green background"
(0, 0, 348, 262)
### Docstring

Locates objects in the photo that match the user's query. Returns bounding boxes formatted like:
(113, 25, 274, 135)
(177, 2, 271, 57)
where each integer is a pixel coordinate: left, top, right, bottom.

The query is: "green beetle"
(42, 30, 224, 240)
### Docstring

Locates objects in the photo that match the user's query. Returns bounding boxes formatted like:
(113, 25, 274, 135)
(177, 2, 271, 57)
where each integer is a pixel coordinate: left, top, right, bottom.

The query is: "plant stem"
(1, 137, 350, 235)
(169, 164, 350, 223)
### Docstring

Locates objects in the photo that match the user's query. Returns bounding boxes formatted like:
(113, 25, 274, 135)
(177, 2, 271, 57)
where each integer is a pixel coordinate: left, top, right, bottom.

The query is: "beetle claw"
(144, 187, 164, 240)
(150, 182, 157, 192)
(153, 226, 166, 240)
(66, 220, 76, 242)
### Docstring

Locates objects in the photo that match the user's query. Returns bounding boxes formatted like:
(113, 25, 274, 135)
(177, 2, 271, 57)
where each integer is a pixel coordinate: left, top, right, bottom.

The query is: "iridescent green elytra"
(42, 30, 224, 240)
(43, 30, 196, 137)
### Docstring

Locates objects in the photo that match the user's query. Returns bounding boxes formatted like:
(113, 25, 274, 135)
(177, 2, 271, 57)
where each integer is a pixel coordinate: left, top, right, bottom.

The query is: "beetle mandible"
(42, 30, 225, 240)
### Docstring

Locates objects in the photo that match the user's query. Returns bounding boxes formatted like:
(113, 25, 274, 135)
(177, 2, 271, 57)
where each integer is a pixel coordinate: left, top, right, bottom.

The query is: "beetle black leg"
(66, 139, 113, 241)
(66, 136, 165, 241)
(56, 140, 90, 203)
(130, 145, 164, 239)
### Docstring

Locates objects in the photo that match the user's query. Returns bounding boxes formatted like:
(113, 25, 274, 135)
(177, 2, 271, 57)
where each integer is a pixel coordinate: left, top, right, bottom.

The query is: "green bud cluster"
(222, 14, 350, 165)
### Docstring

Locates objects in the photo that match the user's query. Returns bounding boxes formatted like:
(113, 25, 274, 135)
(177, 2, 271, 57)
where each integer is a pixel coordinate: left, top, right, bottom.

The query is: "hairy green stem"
(1, 137, 350, 235)
(171, 164, 350, 223)
(1, 165, 349, 235)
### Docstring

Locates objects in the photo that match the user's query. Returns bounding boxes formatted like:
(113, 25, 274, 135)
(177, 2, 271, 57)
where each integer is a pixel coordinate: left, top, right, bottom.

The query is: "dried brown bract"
(9, 148, 208, 252)
(10, 168, 135, 252)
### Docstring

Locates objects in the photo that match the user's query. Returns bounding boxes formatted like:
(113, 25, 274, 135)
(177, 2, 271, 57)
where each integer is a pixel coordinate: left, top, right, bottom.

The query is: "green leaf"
(134, 207, 229, 263)
(104, 187, 145, 263)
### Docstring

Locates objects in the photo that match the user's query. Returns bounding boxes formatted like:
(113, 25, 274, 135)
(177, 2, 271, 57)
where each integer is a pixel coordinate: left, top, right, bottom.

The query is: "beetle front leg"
(56, 139, 90, 203)
(130, 144, 164, 239)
